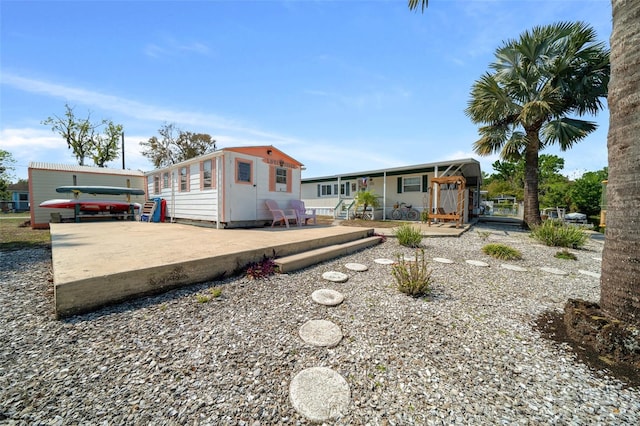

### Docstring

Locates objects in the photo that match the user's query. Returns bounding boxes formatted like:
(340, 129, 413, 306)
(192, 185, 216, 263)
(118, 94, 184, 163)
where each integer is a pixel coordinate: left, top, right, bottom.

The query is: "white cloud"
(144, 38, 211, 58)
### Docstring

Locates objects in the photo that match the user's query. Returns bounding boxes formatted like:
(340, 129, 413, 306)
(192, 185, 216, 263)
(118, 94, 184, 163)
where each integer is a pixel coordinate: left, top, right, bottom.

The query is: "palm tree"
(600, 1, 640, 326)
(353, 190, 380, 220)
(408, 0, 639, 327)
(465, 22, 609, 227)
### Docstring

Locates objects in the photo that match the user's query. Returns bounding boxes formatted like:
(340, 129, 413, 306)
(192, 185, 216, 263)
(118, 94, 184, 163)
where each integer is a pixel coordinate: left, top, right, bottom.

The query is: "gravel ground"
(1, 223, 638, 425)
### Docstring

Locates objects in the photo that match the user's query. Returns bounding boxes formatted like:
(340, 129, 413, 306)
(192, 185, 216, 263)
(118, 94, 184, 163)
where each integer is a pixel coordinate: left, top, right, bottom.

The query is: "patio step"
(275, 236, 383, 273)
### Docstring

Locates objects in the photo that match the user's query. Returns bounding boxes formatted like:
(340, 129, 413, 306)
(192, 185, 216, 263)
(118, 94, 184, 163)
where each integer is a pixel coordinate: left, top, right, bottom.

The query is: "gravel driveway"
(1, 223, 638, 425)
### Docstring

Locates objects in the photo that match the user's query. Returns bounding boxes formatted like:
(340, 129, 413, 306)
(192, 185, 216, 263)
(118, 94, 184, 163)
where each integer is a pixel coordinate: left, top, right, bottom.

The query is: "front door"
(228, 156, 257, 221)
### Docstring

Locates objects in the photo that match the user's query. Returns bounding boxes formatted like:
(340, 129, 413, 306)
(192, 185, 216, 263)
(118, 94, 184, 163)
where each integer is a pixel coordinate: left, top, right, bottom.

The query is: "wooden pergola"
(428, 175, 466, 228)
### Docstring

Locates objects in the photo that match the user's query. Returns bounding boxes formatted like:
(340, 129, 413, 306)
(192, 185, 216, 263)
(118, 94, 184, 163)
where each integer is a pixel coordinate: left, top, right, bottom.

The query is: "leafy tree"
(42, 104, 122, 167)
(0, 149, 16, 200)
(569, 168, 608, 217)
(465, 22, 609, 227)
(140, 123, 217, 168)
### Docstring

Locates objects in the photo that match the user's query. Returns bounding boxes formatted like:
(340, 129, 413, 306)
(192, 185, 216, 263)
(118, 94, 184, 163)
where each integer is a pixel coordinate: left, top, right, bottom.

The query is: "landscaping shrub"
(530, 219, 589, 248)
(394, 224, 422, 248)
(391, 249, 432, 297)
(482, 243, 522, 260)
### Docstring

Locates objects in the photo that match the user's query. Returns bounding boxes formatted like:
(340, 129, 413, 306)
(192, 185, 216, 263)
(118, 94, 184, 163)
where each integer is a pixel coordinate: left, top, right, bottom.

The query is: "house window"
(180, 166, 189, 191)
(318, 183, 339, 197)
(340, 182, 350, 196)
(237, 160, 252, 183)
(276, 167, 287, 184)
(153, 175, 160, 194)
(202, 159, 213, 189)
(163, 172, 170, 189)
(403, 177, 421, 192)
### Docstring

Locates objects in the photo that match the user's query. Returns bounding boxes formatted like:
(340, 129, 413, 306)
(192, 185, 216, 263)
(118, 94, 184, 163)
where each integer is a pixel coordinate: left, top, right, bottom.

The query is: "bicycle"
(391, 202, 420, 221)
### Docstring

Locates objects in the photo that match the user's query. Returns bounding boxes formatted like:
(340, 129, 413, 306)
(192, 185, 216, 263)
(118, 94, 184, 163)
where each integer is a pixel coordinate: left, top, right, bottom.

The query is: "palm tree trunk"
(523, 132, 542, 227)
(600, 0, 640, 325)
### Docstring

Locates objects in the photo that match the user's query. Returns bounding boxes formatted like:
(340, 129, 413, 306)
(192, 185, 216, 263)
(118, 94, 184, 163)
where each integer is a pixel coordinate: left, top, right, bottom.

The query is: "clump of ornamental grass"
(530, 219, 589, 248)
(245, 257, 277, 280)
(555, 249, 578, 261)
(393, 224, 423, 248)
(391, 249, 432, 297)
(482, 243, 522, 260)
(476, 230, 491, 241)
(209, 287, 223, 297)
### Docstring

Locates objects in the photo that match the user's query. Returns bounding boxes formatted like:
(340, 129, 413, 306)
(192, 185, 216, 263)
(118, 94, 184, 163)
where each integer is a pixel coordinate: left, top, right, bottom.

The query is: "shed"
(301, 158, 482, 223)
(144, 145, 303, 228)
(28, 163, 146, 229)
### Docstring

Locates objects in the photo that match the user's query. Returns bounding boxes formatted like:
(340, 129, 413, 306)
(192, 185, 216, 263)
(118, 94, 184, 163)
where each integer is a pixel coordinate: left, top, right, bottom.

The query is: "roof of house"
(28, 162, 145, 177)
(302, 158, 482, 184)
(144, 145, 303, 176)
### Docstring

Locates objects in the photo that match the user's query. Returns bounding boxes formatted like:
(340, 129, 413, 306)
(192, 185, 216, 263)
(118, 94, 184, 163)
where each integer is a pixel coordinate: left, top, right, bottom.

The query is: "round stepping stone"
(345, 262, 368, 272)
(290, 367, 350, 422)
(322, 271, 349, 283)
(433, 257, 454, 264)
(374, 258, 395, 265)
(501, 264, 528, 272)
(540, 267, 568, 276)
(299, 319, 343, 347)
(466, 260, 489, 267)
(311, 289, 345, 306)
(578, 270, 601, 279)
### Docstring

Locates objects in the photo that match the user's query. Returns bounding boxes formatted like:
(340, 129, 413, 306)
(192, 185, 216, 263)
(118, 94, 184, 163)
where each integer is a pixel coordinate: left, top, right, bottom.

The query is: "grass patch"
(393, 223, 422, 248)
(530, 219, 589, 248)
(391, 249, 432, 297)
(0, 215, 51, 251)
(555, 249, 578, 261)
(482, 243, 522, 260)
(209, 287, 223, 298)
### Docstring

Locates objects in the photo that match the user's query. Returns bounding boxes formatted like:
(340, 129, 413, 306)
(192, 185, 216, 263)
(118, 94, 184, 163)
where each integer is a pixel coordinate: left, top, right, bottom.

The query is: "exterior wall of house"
(146, 154, 222, 222)
(144, 146, 303, 227)
(301, 159, 482, 222)
(28, 164, 146, 229)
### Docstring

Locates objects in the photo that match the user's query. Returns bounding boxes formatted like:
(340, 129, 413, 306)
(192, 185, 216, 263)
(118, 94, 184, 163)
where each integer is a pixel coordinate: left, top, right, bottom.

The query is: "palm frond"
(542, 118, 597, 150)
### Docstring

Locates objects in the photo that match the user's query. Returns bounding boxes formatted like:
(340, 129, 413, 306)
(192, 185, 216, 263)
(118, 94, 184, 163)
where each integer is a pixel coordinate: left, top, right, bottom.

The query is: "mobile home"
(28, 163, 146, 229)
(301, 158, 482, 223)
(145, 145, 303, 228)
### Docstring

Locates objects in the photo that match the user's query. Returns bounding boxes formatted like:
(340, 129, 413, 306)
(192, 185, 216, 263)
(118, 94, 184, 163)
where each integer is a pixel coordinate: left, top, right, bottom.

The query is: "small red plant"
(245, 257, 277, 280)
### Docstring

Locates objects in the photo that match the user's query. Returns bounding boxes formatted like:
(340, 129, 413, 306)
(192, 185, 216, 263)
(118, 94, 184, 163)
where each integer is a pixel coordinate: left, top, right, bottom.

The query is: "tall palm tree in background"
(408, 0, 639, 326)
(465, 22, 609, 227)
(409, 0, 640, 326)
(600, 1, 640, 325)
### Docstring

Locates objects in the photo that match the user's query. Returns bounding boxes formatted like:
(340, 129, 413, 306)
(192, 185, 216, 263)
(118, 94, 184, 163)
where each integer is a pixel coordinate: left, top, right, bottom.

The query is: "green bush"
(530, 220, 589, 248)
(391, 249, 432, 297)
(482, 243, 522, 260)
(394, 224, 422, 248)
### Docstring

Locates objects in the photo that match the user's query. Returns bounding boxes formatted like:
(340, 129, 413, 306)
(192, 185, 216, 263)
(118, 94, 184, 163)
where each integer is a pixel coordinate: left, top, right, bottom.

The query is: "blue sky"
(1, 0, 611, 182)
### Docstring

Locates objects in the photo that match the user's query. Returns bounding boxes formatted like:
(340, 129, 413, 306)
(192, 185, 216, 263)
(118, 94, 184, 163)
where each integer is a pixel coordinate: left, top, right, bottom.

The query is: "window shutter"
(286, 169, 292, 193)
(317, 184, 321, 197)
(346, 182, 350, 197)
(397, 177, 403, 193)
(269, 166, 275, 192)
(422, 175, 428, 192)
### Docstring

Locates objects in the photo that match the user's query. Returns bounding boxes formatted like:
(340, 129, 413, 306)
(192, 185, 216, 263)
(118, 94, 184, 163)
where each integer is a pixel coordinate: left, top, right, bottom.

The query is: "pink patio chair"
(265, 199, 298, 228)
(290, 200, 317, 225)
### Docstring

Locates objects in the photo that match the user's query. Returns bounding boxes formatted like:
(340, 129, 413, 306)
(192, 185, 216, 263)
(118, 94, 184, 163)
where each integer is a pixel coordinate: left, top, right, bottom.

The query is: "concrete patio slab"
(50, 222, 373, 318)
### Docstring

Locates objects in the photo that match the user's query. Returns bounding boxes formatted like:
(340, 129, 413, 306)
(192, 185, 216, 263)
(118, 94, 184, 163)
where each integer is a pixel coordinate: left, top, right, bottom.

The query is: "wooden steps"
(274, 236, 383, 273)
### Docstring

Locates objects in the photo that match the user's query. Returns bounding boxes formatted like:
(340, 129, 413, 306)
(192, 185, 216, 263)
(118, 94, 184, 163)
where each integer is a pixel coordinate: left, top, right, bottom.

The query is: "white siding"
(29, 167, 145, 228)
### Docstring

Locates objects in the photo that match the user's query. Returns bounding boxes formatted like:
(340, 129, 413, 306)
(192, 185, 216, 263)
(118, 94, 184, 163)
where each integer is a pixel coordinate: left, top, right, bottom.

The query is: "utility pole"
(121, 132, 125, 169)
